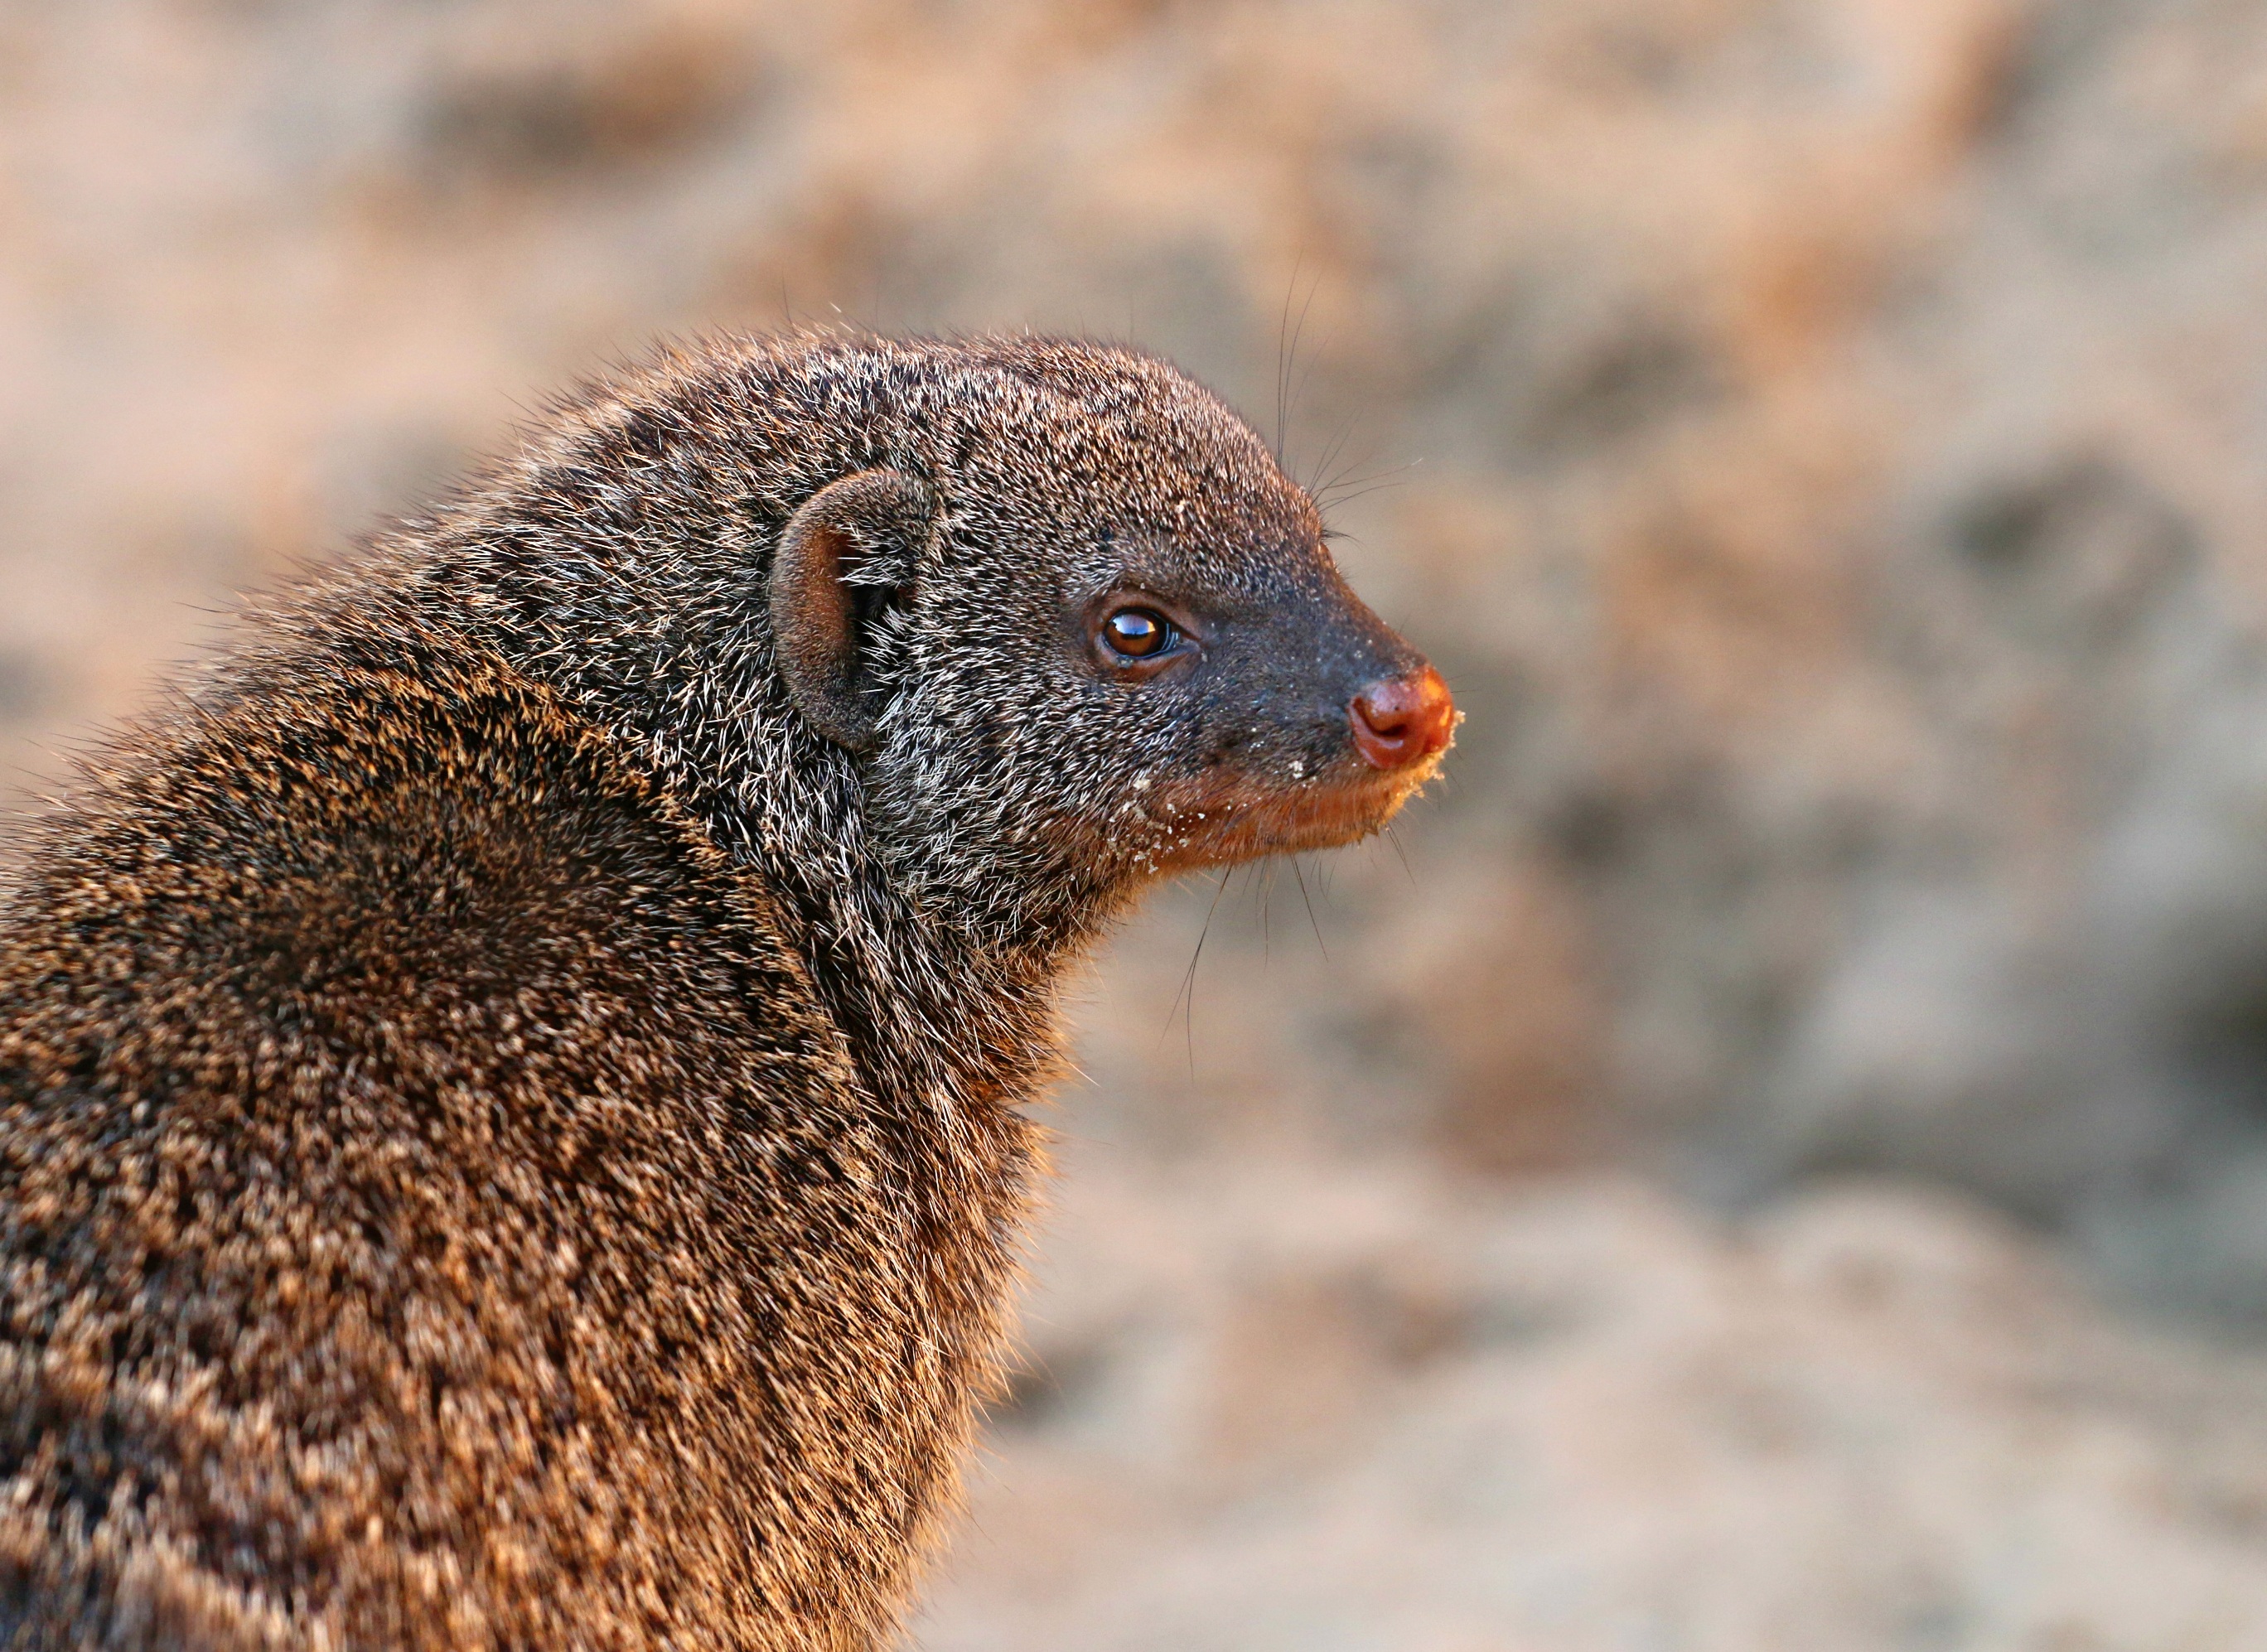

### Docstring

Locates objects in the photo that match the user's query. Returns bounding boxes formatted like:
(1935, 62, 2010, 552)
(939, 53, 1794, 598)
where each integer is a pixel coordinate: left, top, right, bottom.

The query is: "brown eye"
(1103, 607, 1176, 659)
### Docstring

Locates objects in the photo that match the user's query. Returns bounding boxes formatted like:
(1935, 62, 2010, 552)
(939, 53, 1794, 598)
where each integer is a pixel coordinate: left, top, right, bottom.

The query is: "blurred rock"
(923, 1137, 2267, 1650)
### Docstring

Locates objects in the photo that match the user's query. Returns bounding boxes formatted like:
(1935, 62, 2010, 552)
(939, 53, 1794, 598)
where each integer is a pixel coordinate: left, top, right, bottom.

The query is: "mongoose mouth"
(1119, 659, 1457, 874)
(1128, 755, 1448, 874)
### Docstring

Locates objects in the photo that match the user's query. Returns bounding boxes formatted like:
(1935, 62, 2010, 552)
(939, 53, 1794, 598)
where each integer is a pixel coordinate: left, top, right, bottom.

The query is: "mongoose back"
(0, 331, 1455, 1650)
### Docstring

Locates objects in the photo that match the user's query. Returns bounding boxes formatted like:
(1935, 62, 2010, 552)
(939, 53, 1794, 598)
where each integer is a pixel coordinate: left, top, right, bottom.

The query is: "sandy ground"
(922, 1133, 2267, 1651)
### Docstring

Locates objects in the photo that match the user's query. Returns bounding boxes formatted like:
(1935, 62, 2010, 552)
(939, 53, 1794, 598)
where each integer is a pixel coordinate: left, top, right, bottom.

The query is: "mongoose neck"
(367, 539, 1099, 1128)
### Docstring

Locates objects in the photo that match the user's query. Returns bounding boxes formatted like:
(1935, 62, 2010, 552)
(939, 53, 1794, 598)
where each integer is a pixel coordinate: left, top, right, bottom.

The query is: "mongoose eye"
(1102, 607, 1177, 660)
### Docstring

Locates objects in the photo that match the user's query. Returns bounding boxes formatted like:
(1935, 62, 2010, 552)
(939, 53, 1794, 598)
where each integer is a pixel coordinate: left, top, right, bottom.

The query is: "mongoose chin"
(0, 330, 1453, 1650)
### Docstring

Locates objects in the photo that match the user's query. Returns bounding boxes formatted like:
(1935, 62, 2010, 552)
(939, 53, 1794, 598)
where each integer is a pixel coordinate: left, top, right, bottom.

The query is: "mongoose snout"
(1055, 522, 1455, 873)
(1351, 664, 1457, 771)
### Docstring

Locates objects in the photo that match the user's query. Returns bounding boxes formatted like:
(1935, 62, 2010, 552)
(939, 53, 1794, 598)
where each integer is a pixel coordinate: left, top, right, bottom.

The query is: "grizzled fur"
(0, 332, 1445, 1650)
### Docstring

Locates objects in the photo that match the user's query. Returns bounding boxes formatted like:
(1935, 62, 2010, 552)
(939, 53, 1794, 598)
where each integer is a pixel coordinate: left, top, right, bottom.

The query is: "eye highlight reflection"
(1103, 607, 1176, 659)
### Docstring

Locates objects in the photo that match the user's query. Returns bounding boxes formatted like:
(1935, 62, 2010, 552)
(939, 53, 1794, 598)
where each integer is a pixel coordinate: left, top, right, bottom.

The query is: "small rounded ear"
(769, 468, 933, 753)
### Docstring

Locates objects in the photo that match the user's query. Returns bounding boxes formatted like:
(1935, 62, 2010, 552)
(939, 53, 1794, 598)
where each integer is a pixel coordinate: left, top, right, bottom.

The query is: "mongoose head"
(756, 336, 1454, 916)
(441, 332, 1452, 959)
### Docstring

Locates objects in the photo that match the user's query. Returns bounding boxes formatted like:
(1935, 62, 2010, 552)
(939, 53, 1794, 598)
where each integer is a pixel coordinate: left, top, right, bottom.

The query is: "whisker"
(1292, 856, 1328, 961)
(1279, 268, 1323, 471)
(1308, 409, 1362, 504)
(1316, 479, 1415, 515)
(1159, 867, 1233, 1079)
(1190, 868, 1231, 1078)
(1257, 859, 1276, 962)
(1386, 823, 1417, 886)
(1315, 455, 1422, 496)
(1275, 256, 1308, 466)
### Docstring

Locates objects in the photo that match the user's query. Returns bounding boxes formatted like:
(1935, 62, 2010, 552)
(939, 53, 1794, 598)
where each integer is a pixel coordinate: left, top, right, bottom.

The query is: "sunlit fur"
(0, 331, 1446, 1650)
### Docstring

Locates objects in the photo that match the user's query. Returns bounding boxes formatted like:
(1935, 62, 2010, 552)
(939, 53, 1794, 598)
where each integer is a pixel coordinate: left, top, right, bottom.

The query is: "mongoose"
(0, 331, 1455, 1650)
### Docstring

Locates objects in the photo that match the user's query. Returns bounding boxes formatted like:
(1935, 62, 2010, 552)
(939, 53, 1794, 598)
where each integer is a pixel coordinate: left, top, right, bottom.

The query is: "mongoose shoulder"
(0, 331, 1454, 1650)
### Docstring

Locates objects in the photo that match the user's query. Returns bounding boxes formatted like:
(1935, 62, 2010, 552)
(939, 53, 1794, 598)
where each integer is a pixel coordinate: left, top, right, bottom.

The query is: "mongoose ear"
(769, 468, 933, 754)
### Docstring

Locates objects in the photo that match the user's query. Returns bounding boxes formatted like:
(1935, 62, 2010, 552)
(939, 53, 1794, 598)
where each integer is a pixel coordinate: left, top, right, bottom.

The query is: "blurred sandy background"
(12, 1, 2267, 1645)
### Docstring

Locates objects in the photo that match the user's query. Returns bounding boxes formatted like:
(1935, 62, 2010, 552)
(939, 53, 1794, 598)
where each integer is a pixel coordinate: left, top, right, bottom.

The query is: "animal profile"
(0, 331, 1453, 1650)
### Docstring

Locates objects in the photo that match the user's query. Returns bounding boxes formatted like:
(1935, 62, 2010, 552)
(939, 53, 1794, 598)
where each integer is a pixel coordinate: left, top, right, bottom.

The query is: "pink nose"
(1350, 665, 1455, 771)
